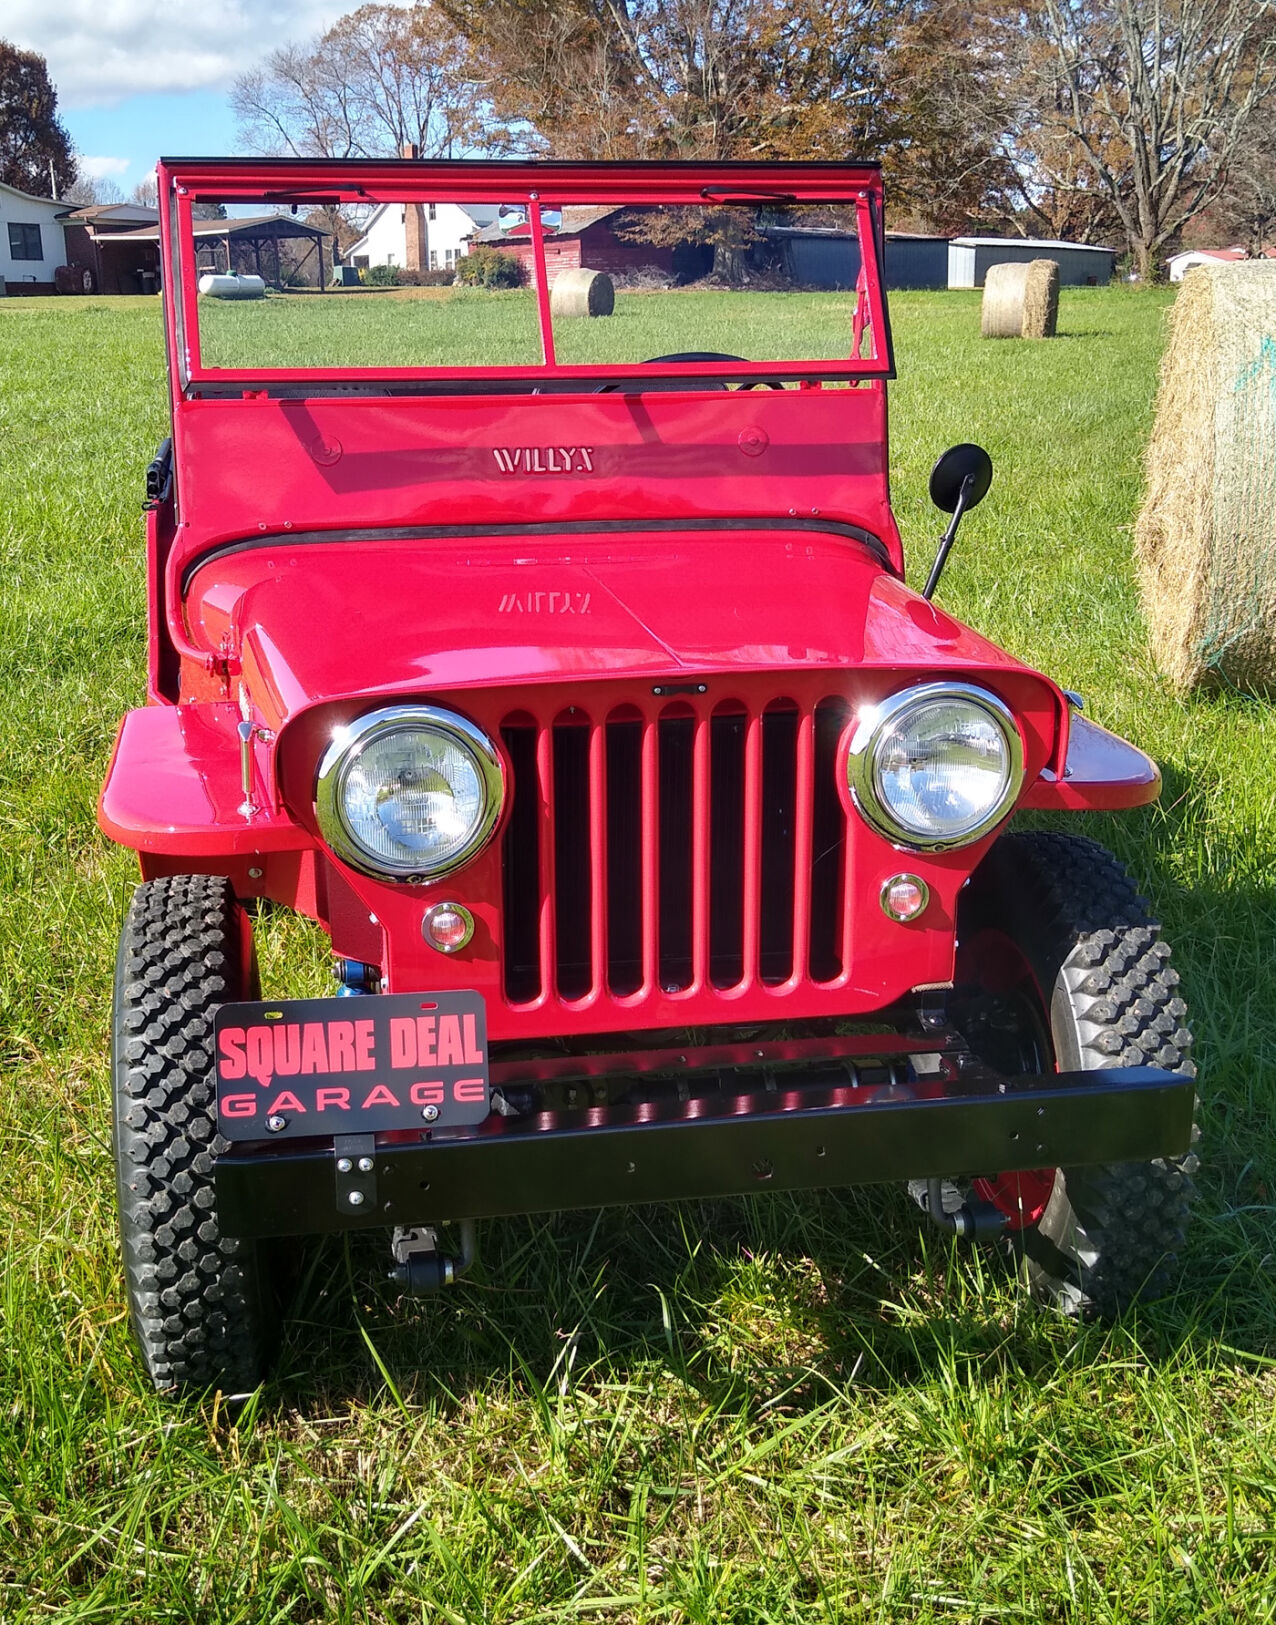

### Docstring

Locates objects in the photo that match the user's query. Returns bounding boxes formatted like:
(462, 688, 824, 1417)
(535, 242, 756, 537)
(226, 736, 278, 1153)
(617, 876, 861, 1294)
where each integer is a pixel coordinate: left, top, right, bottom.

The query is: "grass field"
(198, 284, 867, 369)
(3, 284, 1276, 1622)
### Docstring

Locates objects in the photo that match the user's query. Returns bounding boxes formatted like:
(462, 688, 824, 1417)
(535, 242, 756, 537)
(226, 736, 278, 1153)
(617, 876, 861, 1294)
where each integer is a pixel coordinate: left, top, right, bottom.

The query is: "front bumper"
(216, 1040, 1194, 1239)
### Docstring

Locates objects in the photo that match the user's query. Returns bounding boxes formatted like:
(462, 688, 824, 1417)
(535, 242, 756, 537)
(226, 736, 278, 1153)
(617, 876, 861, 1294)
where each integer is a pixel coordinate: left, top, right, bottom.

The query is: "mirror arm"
(922, 473, 975, 601)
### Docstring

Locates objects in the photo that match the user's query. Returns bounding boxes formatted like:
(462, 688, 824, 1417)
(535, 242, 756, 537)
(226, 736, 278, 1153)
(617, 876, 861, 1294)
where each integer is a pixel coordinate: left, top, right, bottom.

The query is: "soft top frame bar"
(160, 155, 883, 205)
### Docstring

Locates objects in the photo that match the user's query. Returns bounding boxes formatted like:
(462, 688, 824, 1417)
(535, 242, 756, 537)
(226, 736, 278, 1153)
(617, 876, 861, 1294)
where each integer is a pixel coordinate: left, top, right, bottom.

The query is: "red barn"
(472, 207, 683, 288)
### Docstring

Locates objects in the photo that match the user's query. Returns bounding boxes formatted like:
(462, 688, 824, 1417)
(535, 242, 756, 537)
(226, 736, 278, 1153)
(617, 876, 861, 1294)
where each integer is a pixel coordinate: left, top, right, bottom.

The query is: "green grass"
(4, 285, 1276, 1623)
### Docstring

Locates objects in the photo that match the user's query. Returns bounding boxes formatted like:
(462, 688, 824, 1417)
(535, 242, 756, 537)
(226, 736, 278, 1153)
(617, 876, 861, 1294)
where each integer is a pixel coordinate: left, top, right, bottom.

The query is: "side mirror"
(929, 443, 993, 514)
(923, 444, 994, 600)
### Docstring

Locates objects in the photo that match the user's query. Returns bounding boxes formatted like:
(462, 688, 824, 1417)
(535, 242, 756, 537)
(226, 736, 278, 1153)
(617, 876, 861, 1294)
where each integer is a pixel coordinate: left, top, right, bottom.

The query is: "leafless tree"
(1027, 0, 1276, 278)
(1215, 118, 1276, 253)
(61, 172, 124, 206)
(231, 3, 491, 160)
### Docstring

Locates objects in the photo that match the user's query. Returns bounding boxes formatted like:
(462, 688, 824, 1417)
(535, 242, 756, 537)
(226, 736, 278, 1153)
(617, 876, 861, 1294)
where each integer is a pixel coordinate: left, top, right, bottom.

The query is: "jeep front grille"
(500, 694, 852, 1008)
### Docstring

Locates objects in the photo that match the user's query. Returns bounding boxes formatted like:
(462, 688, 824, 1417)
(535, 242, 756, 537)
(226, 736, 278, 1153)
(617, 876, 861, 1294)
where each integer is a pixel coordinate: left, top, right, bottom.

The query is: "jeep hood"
(185, 528, 1036, 728)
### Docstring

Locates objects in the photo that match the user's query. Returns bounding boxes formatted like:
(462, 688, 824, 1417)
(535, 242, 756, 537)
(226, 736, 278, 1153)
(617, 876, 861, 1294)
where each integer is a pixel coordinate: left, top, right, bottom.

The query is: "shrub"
(455, 247, 525, 288)
(362, 263, 398, 286)
(391, 267, 456, 287)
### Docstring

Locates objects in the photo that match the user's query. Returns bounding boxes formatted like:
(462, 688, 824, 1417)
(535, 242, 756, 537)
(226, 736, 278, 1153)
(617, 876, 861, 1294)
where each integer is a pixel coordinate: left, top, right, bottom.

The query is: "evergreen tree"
(0, 40, 76, 197)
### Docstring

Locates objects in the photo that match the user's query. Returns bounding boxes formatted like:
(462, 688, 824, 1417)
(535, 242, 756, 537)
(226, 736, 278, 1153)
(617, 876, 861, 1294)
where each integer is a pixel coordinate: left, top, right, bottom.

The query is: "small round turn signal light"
(422, 901, 475, 953)
(880, 874, 930, 922)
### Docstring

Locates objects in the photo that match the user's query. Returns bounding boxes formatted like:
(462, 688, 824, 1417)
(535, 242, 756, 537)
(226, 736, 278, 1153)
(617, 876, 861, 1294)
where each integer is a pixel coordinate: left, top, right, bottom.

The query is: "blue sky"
(61, 93, 240, 189)
(5, 1, 360, 195)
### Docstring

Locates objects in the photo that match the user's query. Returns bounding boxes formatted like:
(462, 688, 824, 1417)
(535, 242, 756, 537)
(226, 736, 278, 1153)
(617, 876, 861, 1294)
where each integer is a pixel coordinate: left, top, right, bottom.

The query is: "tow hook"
(389, 1219, 477, 1294)
(918, 1177, 1009, 1241)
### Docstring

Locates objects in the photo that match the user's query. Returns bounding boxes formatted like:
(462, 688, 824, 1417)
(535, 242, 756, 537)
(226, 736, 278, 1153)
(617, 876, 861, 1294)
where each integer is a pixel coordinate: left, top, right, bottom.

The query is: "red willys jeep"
(100, 157, 1196, 1394)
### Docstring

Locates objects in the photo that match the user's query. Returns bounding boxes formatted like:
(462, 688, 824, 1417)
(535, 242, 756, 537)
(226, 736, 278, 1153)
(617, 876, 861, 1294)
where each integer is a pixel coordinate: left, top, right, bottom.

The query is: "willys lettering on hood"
(186, 528, 1024, 726)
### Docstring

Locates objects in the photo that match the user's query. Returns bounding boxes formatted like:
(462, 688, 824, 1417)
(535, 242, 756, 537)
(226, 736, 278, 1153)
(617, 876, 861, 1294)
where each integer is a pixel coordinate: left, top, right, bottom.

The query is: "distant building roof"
(0, 178, 62, 206)
(1168, 247, 1248, 263)
(950, 236, 1116, 253)
(473, 205, 622, 244)
(107, 213, 328, 243)
(762, 225, 948, 243)
(60, 203, 159, 227)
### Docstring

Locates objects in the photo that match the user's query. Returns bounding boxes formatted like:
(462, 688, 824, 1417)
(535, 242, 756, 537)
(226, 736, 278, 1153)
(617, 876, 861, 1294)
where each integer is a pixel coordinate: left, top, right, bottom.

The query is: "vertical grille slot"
(760, 701, 798, 984)
(500, 720, 541, 1003)
(657, 712, 695, 993)
(810, 698, 851, 983)
(552, 715, 592, 1001)
(605, 717, 643, 996)
(709, 706, 746, 988)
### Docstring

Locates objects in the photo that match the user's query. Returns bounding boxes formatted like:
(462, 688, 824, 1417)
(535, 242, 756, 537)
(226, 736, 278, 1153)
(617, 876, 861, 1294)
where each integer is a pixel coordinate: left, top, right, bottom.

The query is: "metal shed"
(884, 234, 950, 289)
(763, 228, 949, 290)
(948, 237, 1116, 288)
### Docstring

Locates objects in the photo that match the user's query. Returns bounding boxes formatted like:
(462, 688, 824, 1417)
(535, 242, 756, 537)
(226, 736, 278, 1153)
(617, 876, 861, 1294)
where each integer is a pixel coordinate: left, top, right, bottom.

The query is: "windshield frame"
(159, 157, 895, 396)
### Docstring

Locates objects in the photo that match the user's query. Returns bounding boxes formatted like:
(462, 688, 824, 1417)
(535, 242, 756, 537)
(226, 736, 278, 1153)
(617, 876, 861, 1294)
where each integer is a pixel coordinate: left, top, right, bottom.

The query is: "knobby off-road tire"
(112, 874, 274, 1394)
(957, 832, 1198, 1315)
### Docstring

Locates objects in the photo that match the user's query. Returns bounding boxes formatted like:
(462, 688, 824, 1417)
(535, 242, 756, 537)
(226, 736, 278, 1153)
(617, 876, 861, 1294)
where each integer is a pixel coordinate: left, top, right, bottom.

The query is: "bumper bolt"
(421, 1104, 439, 1123)
(348, 1190, 365, 1207)
(336, 1156, 353, 1172)
(357, 1156, 374, 1172)
(266, 1114, 287, 1133)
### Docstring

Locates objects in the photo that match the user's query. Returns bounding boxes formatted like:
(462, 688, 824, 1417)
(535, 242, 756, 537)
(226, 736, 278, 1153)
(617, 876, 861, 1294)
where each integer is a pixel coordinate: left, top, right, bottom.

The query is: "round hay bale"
(981, 259, 1060, 338)
(1135, 260, 1276, 695)
(550, 267, 614, 318)
(1022, 258, 1060, 338)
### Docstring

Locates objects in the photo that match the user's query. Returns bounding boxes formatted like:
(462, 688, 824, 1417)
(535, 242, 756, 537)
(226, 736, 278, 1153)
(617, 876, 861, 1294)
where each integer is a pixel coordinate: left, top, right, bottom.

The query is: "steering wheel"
(595, 352, 786, 392)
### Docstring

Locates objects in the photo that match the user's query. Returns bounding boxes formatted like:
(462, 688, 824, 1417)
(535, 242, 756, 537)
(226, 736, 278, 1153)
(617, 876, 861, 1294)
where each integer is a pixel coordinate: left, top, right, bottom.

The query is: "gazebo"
(103, 214, 331, 291)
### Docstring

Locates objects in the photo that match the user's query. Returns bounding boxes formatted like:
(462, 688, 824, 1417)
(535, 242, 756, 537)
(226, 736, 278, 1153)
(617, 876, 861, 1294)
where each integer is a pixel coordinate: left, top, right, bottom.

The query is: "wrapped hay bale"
(1135, 261, 1276, 695)
(981, 259, 1060, 339)
(550, 267, 614, 317)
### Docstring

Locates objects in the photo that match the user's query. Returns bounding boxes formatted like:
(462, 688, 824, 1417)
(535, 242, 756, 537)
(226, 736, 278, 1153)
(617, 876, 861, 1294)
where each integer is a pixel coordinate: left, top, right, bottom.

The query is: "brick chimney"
(401, 142, 426, 271)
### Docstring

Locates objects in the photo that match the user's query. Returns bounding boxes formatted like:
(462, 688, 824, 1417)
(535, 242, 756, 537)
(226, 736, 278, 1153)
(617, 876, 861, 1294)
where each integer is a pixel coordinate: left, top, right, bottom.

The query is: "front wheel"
(112, 874, 275, 1393)
(953, 832, 1198, 1315)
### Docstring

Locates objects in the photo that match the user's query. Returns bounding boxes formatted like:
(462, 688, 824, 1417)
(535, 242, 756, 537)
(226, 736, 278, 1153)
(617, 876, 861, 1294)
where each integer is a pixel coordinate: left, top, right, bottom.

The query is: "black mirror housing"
(929, 443, 994, 515)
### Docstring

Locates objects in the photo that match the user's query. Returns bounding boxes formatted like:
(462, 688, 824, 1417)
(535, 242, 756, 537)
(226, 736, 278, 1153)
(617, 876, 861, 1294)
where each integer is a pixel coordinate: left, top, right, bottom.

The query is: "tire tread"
(967, 832, 1197, 1313)
(112, 874, 269, 1392)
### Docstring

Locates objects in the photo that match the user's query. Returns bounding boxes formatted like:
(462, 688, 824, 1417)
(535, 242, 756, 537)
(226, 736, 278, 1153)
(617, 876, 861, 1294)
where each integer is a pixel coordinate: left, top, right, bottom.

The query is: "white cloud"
(77, 154, 131, 179)
(5, 1, 375, 109)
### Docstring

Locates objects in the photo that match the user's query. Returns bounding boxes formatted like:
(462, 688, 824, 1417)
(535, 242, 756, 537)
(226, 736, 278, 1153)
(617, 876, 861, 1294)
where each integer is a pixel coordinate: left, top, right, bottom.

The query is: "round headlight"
(848, 683, 1023, 849)
(315, 706, 503, 880)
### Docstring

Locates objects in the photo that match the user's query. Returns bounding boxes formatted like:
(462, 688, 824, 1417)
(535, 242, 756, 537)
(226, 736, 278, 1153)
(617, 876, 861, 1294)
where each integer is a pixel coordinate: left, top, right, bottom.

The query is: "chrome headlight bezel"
(315, 705, 504, 882)
(847, 682, 1024, 851)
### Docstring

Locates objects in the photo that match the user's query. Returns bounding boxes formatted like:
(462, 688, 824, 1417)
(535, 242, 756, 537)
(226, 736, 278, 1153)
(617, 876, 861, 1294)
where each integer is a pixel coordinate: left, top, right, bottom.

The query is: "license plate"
(214, 990, 489, 1141)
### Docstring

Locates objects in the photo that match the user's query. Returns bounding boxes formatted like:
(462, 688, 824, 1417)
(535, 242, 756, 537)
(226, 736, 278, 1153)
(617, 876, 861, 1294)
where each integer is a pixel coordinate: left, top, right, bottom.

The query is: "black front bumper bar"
(216, 1062, 1195, 1240)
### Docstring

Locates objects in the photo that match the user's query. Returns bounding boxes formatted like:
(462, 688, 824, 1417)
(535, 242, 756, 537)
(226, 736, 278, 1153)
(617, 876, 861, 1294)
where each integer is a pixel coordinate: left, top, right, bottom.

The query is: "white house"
(346, 201, 499, 274)
(1166, 247, 1247, 282)
(0, 180, 69, 293)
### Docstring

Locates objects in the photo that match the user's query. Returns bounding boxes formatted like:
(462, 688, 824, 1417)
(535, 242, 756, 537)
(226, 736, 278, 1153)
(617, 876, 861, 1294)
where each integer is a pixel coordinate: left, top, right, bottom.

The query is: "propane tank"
(197, 273, 266, 299)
